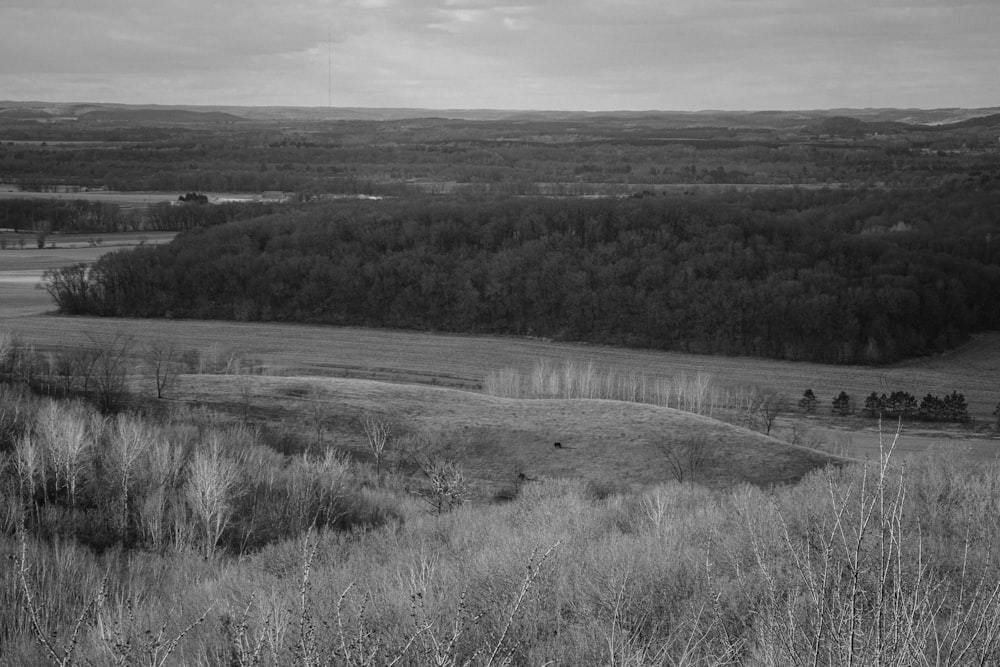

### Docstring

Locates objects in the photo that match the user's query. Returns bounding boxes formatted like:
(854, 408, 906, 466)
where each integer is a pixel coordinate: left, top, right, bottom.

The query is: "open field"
(3, 310, 997, 416)
(3, 308, 996, 460)
(178, 374, 842, 490)
(1, 188, 220, 206)
(0, 230, 175, 258)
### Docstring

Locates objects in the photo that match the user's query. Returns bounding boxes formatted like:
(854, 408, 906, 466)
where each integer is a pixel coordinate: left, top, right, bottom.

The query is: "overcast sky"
(2, 0, 997, 111)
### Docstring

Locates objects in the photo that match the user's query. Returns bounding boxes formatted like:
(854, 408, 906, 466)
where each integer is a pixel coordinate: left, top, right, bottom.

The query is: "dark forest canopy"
(45, 187, 1000, 364)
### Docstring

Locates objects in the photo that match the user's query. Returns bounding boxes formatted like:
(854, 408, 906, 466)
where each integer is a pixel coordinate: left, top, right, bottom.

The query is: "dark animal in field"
(554, 442, 562, 448)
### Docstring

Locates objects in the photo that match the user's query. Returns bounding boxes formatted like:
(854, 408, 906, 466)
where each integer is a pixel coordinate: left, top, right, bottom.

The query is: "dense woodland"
(46, 185, 1000, 364)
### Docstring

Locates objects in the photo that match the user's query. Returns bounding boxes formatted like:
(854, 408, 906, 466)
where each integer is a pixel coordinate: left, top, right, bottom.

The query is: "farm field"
(3, 307, 997, 419)
(0, 230, 175, 258)
(0, 188, 255, 206)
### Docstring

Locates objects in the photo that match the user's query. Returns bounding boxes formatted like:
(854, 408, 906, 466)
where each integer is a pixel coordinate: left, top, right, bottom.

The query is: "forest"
(45, 184, 1000, 364)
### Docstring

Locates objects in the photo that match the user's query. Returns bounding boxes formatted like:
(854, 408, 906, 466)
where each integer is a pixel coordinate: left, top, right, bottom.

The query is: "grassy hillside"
(183, 375, 844, 489)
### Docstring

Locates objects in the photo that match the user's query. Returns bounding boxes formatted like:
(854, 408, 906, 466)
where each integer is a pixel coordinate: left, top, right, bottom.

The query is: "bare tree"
(14, 433, 43, 504)
(34, 220, 50, 249)
(87, 331, 132, 413)
(226, 353, 257, 422)
(0, 331, 12, 381)
(70, 345, 99, 397)
(658, 435, 712, 484)
(50, 351, 76, 395)
(738, 385, 764, 431)
(36, 401, 91, 509)
(146, 339, 179, 399)
(760, 392, 785, 436)
(300, 385, 329, 450)
(185, 433, 240, 557)
(2, 333, 43, 388)
(108, 414, 157, 539)
(361, 413, 393, 478)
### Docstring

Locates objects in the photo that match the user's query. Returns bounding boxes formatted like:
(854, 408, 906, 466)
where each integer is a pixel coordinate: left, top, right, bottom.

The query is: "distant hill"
(78, 108, 247, 123)
(0, 107, 54, 119)
(1, 100, 998, 130)
(935, 112, 1000, 130)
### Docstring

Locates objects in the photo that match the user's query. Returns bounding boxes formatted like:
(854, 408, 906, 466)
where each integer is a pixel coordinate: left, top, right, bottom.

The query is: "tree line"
(0, 197, 291, 234)
(800, 388, 972, 422)
(44, 186, 1000, 364)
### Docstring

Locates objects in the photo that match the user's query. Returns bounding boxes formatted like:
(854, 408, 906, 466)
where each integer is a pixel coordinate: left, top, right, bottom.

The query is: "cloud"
(0, 0, 997, 109)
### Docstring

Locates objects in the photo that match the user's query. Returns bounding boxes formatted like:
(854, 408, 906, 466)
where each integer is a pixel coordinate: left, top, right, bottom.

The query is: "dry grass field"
(178, 374, 843, 490)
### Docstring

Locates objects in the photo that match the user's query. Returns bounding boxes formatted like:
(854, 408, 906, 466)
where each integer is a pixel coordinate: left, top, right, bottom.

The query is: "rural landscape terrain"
(1, 101, 1000, 665)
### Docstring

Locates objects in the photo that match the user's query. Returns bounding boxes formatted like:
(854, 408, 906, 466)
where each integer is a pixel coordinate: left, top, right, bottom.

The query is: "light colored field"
(181, 374, 842, 489)
(0, 190, 182, 205)
(3, 309, 996, 420)
(0, 190, 269, 206)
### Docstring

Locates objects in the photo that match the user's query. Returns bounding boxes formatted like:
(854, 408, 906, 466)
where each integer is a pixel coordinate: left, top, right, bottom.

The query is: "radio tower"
(327, 28, 333, 110)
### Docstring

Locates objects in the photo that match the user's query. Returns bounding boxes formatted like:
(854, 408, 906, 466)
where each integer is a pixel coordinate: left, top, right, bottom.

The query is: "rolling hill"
(77, 108, 247, 123)
(181, 374, 846, 490)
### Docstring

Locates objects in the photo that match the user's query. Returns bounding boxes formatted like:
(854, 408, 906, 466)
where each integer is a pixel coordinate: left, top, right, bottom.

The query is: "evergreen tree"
(943, 391, 970, 423)
(919, 393, 946, 422)
(863, 392, 884, 418)
(887, 390, 918, 419)
(798, 389, 819, 413)
(832, 391, 853, 417)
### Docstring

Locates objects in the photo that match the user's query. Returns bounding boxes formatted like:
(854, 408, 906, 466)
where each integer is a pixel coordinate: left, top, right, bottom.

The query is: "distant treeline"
(0, 197, 292, 233)
(45, 187, 1000, 364)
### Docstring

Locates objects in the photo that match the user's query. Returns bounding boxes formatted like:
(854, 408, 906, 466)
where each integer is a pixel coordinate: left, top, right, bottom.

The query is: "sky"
(1, 0, 998, 111)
